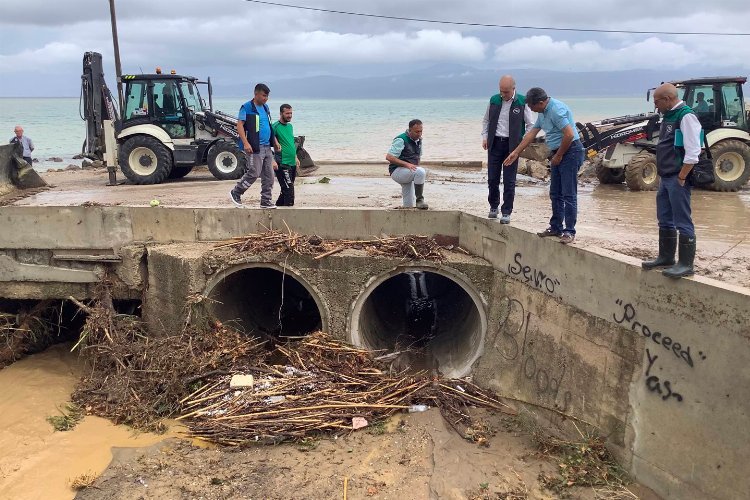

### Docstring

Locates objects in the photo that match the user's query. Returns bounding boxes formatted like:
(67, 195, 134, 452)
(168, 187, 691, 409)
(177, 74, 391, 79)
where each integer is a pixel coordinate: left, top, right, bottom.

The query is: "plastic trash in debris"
(408, 404, 429, 413)
(352, 417, 369, 430)
(266, 395, 286, 404)
(229, 374, 254, 389)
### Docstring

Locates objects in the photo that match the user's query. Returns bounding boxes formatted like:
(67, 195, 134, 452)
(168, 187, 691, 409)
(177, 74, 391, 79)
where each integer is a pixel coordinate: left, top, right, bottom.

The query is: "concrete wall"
(1, 205, 749, 499)
(458, 213, 750, 500)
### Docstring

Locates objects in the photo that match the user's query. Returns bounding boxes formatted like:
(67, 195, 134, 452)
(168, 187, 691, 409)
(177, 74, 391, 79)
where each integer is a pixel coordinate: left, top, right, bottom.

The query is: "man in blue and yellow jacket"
(230, 83, 279, 209)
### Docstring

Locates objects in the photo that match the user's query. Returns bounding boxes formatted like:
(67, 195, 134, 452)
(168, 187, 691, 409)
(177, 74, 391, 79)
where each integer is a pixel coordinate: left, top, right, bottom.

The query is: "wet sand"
(0, 345, 172, 500)
(12, 163, 750, 288)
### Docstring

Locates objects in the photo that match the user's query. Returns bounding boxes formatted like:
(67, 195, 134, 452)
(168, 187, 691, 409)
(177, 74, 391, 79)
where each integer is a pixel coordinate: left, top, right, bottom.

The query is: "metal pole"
(108, 0, 125, 112)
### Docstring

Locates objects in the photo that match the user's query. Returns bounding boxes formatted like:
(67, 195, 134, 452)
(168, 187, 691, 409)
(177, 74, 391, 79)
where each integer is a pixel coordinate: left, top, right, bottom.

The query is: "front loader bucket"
(0, 143, 47, 198)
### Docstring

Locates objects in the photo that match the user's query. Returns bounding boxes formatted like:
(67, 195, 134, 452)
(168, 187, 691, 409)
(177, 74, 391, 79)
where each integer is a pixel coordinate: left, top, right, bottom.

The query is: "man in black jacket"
(230, 83, 279, 209)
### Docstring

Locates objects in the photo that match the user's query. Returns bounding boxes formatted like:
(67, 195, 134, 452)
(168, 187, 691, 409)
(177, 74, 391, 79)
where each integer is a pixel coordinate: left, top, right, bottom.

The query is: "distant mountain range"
(214, 63, 750, 99)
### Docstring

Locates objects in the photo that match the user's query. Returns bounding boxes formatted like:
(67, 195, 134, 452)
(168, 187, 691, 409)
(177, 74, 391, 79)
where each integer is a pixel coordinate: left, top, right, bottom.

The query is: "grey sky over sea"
(1, 0, 750, 97)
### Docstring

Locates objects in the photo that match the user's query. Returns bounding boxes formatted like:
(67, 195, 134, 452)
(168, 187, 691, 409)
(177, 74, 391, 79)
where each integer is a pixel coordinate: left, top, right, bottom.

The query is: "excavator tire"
(708, 139, 750, 191)
(168, 166, 193, 179)
(207, 141, 245, 180)
(118, 135, 172, 185)
(625, 152, 659, 191)
(595, 165, 625, 184)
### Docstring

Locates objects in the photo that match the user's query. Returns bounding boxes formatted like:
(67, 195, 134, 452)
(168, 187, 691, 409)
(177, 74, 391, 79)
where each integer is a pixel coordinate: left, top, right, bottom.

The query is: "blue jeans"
(656, 175, 694, 237)
(549, 141, 584, 235)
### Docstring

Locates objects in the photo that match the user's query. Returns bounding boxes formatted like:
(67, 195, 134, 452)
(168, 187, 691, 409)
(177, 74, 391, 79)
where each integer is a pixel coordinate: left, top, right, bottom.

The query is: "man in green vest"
(272, 104, 300, 206)
(385, 119, 428, 209)
(481, 75, 536, 223)
(641, 83, 702, 278)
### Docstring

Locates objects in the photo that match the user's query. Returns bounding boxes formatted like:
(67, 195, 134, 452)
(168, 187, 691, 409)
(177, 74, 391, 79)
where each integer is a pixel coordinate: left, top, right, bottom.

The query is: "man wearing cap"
(504, 88, 584, 244)
(9, 125, 34, 165)
(481, 75, 535, 223)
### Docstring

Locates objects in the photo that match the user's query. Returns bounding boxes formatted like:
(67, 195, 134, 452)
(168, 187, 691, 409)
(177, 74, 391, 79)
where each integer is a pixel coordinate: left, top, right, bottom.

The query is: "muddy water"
(587, 184, 750, 250)
(0, 345, 169, 500)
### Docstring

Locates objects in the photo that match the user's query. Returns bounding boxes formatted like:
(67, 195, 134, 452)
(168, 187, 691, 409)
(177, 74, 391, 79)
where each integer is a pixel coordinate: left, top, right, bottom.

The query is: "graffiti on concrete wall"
(613, 299, 707, 404)
(507, 252, 561, 295)
(492, 296, 573, 413)
(645, 348, 683, 402)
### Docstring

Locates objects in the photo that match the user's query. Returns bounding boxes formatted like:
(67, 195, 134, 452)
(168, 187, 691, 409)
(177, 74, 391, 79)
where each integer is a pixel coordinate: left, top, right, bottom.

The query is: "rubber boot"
(414, 184, 428, 210)
(642, 229, 677, 270)
(663, 234, 696, 279)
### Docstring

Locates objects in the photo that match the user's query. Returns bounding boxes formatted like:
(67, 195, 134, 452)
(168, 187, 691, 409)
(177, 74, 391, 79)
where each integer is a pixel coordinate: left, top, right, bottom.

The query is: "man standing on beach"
(481, 75, 535, 223)
(504, 88, 584, 244)
(272, 104, 300, 207)
(230, 83, 279, 209)
(385, 119, 428, 210)
(9, 126, 34, 165)
(641, 83, 701, 278)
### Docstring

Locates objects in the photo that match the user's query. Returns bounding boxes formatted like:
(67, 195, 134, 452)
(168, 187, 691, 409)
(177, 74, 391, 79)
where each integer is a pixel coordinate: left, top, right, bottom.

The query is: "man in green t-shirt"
(271, 104, 300, 206)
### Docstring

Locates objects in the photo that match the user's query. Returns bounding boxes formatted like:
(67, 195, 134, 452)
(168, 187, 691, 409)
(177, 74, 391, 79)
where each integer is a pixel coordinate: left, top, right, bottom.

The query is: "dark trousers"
(656, 175, 694, 237)
(23, 156, 32, 164)
(487, 137, 517, 215)
(549, 141, 584, 235)
(275, 166, 296, 206)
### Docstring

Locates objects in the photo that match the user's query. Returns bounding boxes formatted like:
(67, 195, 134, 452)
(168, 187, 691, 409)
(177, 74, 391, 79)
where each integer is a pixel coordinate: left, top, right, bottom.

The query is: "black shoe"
(642, 229, 677, 270)
(663, 234, 696, 279)
(260, 202, 277, 209)
(229, 190, 243, 208)
(537, 227, 562, 238)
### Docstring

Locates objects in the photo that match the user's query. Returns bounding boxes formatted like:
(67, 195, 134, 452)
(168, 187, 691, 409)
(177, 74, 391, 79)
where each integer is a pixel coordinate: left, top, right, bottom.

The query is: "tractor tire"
(708, 139, 750, 192)
(118, 135, 172, 185)
(625, 152, 659, 191)
(168, 166, 193, 179)
(595, 165, 625, 184)
(207, 141, 245, 180)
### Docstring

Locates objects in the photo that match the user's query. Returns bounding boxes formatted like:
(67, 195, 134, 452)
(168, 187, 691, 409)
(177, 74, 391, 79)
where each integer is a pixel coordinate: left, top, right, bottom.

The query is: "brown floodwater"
(0, 345, 170, 500)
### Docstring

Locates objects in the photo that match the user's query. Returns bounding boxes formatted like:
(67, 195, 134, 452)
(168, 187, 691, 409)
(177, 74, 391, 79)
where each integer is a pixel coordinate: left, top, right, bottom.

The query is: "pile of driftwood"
(179, 332, 515, 446)
(0, 301, 66, 367)
(213, 226, 459, 261)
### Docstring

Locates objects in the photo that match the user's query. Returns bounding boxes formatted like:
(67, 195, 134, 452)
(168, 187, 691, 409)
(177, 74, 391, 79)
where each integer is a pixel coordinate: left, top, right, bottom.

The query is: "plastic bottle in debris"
(408, 404, 429, 413)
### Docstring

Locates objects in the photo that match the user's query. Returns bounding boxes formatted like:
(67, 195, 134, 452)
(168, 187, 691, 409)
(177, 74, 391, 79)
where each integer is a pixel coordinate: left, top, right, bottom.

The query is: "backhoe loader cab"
(580, 76, 750, 192)
(666, 77, 748, 134)
(81, 51, 246, 185)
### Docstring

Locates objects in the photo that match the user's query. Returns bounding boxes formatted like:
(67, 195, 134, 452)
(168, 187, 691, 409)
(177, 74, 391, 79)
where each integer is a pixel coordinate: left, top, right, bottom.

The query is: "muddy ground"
(74, 410, 656, 500)
(0, 345, 660, 500)
(11, 162, 750, 288)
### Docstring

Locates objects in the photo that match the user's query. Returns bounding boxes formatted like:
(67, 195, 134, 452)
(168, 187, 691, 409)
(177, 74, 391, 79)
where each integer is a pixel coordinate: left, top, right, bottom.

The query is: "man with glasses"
(641, 83, 702, 278)
(504, 88, 584, 244)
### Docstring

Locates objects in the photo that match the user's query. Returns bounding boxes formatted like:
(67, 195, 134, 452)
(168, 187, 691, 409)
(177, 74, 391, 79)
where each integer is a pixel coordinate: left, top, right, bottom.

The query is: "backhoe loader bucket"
(0, 143, 47, 198)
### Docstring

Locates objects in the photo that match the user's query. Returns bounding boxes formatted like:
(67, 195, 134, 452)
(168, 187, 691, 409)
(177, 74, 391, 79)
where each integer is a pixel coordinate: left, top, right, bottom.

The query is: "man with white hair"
(481, 75, 535, 223)
(641, 83, 702, 279)
(9, 126, 34, 164)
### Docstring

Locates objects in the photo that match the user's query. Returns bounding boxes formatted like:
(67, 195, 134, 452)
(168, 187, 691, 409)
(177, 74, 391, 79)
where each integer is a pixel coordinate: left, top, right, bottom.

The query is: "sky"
(1, 0, 750, 96)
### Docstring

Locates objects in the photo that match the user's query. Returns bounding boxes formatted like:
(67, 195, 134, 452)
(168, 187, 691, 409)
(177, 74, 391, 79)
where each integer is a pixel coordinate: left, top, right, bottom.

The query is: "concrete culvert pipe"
(205, 265, 324, 339)
(351, 270, 486, 378)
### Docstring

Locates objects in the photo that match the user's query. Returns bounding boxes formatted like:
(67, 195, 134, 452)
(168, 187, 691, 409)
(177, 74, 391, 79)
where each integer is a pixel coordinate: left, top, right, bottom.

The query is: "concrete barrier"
(0, 205, 748, 499)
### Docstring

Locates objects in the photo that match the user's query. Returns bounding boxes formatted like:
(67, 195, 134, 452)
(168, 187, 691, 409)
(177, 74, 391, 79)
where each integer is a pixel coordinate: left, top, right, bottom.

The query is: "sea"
(0, 97, 652, 171)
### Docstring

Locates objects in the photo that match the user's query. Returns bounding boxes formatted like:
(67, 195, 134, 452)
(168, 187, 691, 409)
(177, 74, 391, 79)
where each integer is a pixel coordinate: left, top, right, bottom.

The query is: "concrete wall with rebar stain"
(0, 205, 748, 500)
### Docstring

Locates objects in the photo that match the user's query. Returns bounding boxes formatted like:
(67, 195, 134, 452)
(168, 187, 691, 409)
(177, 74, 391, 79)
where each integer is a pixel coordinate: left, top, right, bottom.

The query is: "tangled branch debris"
(181, 333, 515, 445)
(213, 227, 464, 262)
(72, 295, 514, 441)
(1, 300, 67, 367)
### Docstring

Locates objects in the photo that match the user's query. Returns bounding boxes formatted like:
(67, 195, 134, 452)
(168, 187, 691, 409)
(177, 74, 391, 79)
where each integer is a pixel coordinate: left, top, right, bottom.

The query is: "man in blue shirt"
(230, 83, 279, 209)
(504, 88, 584, 244)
